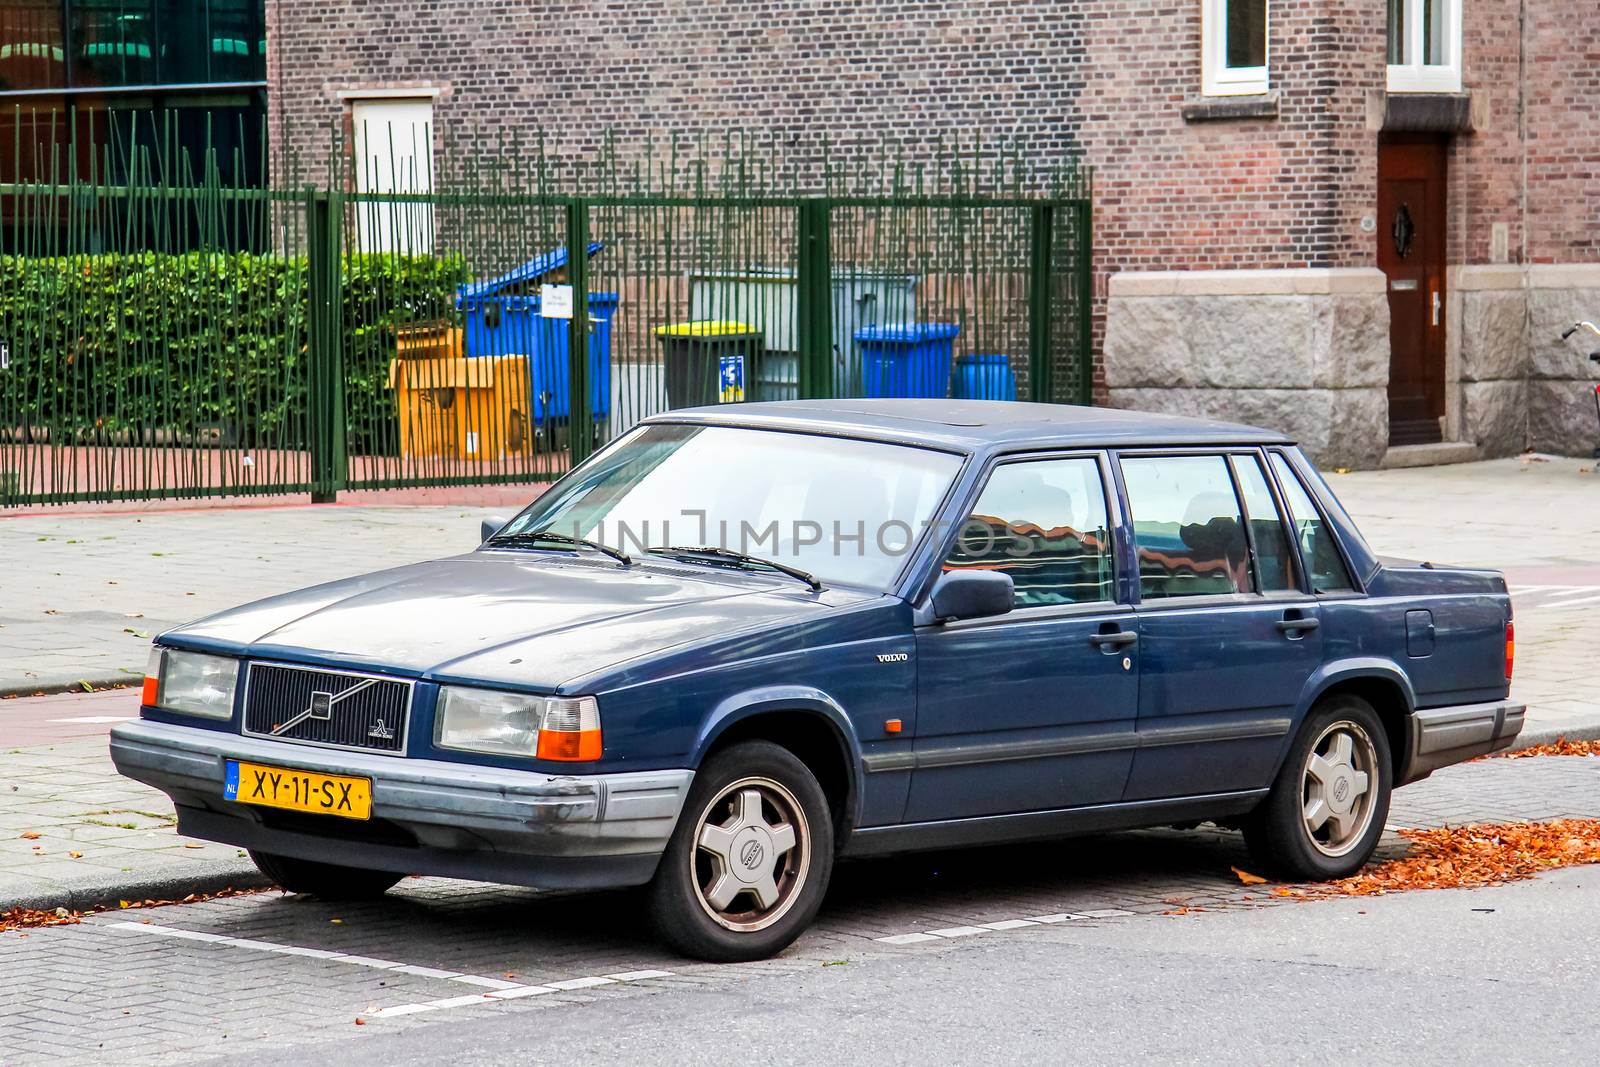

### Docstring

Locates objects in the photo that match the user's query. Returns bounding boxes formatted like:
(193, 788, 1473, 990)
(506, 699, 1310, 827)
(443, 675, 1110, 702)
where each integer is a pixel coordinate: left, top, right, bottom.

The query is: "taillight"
(1505, 620, 1515, 680)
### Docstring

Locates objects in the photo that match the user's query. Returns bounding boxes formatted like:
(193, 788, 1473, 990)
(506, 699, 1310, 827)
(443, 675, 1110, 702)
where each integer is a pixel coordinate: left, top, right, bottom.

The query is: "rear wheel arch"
(1305, 673, 1413, 783)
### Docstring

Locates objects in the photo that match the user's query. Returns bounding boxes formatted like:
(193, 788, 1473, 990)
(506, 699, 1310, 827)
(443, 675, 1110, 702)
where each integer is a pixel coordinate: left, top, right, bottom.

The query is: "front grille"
(243, 662, 411, 755)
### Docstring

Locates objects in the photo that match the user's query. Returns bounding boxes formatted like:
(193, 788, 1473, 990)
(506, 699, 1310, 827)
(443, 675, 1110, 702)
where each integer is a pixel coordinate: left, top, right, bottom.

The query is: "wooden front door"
(1378, 137, 1448, 445)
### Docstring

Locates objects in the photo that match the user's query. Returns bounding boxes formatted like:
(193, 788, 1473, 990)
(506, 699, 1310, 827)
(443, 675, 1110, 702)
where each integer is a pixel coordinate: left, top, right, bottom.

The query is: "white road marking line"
(368, 1003, 437, 1018)
(1508, 586, 1561, 595)
(486, 985, 556, 1001)
(874, 907, 1137, 945)
(1541, 587, 1600, 599)
(333, 954, 404, 970)
(111, 921, 515, 989)
(391, 964, 462, 980)
(370, 971, 671, 1019)
(1541, 593, 1600, 608)
(450, 975, 523, 990)
(926, 926, 989, 938)
(105, 918, 673, 1022)
(47, 715, 137, 724)
(545, 976, 617, 991)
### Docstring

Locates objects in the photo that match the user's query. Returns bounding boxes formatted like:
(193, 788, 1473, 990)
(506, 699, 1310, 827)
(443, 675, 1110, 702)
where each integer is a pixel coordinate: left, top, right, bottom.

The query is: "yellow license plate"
(225, 760, 371, 821)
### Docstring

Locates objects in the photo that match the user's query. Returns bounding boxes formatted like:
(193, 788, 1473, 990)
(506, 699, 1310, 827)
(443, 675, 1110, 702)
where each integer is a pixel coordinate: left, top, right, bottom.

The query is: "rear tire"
(647, 740, 834, 962)
(1242, 695, 1393, 881)
(249, 850, 403, 900)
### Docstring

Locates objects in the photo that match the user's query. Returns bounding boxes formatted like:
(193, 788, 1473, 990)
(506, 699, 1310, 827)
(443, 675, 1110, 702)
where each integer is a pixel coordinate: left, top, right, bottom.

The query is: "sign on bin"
(719, 355, 746, 403)
(539, 284, 574, 320)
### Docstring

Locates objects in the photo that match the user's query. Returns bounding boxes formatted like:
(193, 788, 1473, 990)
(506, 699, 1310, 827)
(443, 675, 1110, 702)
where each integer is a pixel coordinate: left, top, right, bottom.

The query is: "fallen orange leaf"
(1231, 866, 1268, 885)
(68, 851, 83, 859)
(19, 831, 40, 840)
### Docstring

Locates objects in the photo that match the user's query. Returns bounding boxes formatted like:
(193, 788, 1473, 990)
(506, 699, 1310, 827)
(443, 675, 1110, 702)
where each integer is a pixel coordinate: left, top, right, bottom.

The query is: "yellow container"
(385, 353, 531, 460)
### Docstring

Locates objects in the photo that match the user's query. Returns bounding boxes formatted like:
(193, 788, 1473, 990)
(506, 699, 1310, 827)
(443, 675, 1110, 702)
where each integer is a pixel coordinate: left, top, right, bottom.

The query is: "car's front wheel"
(1242, 695, 1393, 881)
(647, 740, 834, 962)
(249, 850, 403, 900)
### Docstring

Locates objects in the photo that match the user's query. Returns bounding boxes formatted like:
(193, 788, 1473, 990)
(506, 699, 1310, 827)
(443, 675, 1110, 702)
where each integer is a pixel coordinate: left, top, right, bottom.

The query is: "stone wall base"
(1104, 269, 1390, 469)
(1525, 266, 1600, 455)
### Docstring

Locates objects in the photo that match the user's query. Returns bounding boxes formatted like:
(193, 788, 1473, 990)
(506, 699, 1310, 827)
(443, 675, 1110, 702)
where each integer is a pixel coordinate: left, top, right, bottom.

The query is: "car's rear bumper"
(1398, 700, 1525, 786)
(109, 719, 693, 890)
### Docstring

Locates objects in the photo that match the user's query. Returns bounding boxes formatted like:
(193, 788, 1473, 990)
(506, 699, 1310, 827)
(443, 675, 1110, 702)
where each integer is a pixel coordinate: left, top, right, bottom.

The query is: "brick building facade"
(265, 0, 1600, 467)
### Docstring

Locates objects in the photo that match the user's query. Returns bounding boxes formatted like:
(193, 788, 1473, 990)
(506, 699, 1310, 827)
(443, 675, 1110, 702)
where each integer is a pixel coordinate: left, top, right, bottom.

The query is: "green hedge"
(0, 252, 466, 455)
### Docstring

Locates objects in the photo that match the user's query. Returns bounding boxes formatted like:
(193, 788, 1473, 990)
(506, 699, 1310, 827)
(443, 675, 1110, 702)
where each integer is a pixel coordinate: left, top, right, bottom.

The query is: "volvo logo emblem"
(368, 719, 395, 741)
(876, 652, 909, 663)
(739, 841, 765, 869)
(270, 678, 379, 737)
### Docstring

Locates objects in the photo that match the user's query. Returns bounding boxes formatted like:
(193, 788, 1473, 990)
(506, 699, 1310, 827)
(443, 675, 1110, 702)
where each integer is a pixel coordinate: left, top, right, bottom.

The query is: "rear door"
(907, 453, 1139, 822)
(1117, 450, 1322, 800)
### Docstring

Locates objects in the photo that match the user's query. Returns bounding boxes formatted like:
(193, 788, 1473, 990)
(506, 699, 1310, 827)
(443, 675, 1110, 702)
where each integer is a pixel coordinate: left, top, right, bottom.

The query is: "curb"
(1509, 721, 1600, 749)
(1, 675, 140, 700)
(1, 859, 273, 916)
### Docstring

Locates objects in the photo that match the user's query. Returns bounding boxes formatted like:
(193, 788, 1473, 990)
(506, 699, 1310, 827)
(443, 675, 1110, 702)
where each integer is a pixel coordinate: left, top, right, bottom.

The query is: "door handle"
(1431, 289, 1441, 327)
(1276, 617, 1321, 635)
(1089, 630, 1138, 649)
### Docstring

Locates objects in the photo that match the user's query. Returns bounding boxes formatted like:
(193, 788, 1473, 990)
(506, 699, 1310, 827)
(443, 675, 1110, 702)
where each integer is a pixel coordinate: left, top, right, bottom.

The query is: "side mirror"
(480, 516, 509, 544)
(930, 570, 1014, 622)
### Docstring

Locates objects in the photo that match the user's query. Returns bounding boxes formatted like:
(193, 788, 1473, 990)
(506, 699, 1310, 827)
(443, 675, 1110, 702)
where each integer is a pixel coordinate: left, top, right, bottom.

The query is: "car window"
(1269, 453, 1356, 593)
(1121, 455, 1253, 599)
(500, 424, 962, 590)
(1231, 454, 1295, 592)
(943, 457, 1114, 608)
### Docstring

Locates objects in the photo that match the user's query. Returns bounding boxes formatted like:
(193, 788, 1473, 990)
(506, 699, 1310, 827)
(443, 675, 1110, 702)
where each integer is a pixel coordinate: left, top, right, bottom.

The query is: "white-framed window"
(1387, 0, 1461, 92)
(350, 96, 436, 254)
(1202, 0, 1269, 96)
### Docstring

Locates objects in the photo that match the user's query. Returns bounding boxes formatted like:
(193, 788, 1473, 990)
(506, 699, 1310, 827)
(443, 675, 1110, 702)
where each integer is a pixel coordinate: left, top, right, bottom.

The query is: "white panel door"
(350, 98, 435, 253)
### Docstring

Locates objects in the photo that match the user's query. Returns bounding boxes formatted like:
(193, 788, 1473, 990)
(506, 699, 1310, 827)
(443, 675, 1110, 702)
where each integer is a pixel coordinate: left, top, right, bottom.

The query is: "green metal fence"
(0, 119, 1091, 507)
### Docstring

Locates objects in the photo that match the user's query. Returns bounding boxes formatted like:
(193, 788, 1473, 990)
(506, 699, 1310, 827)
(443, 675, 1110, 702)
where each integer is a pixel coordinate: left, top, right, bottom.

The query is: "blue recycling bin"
(953, 353, 1018, 401)
(456, 244, 615, 426)
(853, 323, 960, 398)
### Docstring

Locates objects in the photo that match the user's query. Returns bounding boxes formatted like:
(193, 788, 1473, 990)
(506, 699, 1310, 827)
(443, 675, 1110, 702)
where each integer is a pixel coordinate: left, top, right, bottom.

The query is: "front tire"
(249, 850, 403, 900)
(1242, 695, 1393, 881)
(647, 740, 834, 962)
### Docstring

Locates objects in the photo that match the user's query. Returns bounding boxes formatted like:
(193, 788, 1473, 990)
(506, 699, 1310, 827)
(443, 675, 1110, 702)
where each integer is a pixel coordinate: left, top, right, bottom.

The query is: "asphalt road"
(212, 868, 1598, 1067)
(5, 752, 1598, 1067)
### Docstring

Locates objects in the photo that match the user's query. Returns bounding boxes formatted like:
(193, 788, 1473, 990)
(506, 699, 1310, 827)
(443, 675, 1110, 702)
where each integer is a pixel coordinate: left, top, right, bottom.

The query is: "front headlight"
(435, 687, 601, 761)
(147, 648, 239, 720)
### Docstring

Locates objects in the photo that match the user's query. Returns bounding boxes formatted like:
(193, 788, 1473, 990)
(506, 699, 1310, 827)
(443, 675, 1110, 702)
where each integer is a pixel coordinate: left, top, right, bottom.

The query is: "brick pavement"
(1, 754, 1596, 1066)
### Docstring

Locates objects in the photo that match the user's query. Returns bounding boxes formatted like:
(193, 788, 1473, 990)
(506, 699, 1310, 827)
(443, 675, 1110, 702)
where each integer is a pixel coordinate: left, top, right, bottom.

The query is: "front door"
(1378, 136, 1448, 446)
(908, 454, 1138, 822)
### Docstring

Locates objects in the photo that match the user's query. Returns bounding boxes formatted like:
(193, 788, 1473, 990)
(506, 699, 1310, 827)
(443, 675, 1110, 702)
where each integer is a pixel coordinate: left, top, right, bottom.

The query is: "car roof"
(647, 399, 1294, 453)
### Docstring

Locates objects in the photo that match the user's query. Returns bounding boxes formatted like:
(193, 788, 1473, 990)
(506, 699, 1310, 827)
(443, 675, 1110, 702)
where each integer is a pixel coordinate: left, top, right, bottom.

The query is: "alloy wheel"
(1301, 719, 1380, 858)
(691, 776, 810, 932)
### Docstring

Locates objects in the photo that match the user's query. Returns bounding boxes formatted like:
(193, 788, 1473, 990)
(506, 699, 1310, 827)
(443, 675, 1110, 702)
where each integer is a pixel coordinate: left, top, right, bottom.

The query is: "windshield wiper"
(644, 545, 823, 591)
(486, 531, 632, 566)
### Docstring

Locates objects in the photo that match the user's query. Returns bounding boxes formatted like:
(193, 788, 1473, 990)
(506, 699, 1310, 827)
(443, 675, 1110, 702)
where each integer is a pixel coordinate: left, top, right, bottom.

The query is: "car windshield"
(496, 424, 964, 590)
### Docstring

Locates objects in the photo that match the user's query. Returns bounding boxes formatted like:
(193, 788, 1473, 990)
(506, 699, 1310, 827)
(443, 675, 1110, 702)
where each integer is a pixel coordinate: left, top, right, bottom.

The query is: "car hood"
(165, 551, 876, 689)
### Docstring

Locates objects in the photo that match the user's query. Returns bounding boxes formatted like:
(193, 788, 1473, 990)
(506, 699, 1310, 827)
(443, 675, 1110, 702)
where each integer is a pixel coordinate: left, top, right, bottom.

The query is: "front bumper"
(1398, 700, 1525, 786)
(110, 719, 693, 890)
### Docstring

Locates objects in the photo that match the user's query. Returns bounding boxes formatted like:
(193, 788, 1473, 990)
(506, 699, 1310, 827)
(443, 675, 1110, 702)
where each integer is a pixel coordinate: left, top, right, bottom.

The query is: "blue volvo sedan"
(111, 400, 1523, 960)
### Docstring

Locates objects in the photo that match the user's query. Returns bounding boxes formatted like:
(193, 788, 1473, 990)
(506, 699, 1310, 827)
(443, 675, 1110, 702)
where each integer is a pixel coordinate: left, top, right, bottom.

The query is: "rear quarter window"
(1269, 453, 1356, 594)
